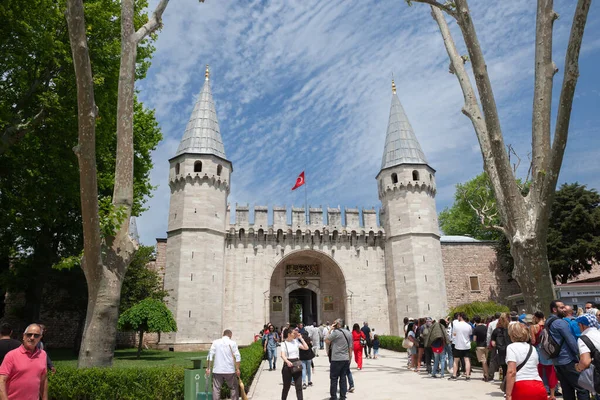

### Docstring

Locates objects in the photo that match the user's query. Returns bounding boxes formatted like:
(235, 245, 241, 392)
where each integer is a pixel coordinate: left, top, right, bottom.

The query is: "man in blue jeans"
(325, 318, 353, 400)
(547, 300, 588, 400)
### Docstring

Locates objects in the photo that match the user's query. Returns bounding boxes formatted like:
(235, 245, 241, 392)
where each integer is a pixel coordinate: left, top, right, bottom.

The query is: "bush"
(49, 341, 264, 399)
(448, 301, 509, 320)
(378, 335, 407, 352)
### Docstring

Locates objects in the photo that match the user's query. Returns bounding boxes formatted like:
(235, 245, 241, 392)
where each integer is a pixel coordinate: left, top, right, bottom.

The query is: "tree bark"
(66, 0, 173, 367)
(137, 329, 144, 359)
(418, 0, 591, 312)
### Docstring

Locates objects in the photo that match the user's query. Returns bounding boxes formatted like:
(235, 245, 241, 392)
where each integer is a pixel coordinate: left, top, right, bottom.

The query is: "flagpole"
(304, 167, 308, 224)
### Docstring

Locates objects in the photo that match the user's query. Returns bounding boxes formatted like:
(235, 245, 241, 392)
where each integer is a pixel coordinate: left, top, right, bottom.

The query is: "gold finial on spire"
(391, 79, 397, 94)
(205, 64, 210, 80)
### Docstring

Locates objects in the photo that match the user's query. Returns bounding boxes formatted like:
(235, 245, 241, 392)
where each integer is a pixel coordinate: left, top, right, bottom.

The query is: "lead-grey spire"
(175, 65, 227, 159)
(380, 80, 427, 170)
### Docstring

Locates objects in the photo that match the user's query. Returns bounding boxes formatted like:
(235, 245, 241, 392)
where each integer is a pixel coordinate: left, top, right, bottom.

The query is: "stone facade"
(441, 241, 520, 308)
(157, 75, 517, 350)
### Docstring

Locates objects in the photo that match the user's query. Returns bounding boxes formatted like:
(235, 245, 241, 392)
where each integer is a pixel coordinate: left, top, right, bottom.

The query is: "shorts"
(476, 347, 488, 363)
(452, 348, 470, 358)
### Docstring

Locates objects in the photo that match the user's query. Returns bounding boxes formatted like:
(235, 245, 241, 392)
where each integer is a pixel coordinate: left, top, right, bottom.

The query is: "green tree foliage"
(0, 0, 161, 322)
(120, 245, 169, 314)
(439, 172, 502, 241)
(440, 173, 600, 284)
(548, 183, 600, 283)
(118, 299, 177, 358)
(448, 301, 509, 320)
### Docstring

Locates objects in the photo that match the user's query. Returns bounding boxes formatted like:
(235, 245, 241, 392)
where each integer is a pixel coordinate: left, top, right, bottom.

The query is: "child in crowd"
(372, 334, 380, 359)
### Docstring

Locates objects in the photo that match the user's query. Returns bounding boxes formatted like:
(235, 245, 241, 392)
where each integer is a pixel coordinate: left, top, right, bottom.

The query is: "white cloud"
(136, 0, 600, 244)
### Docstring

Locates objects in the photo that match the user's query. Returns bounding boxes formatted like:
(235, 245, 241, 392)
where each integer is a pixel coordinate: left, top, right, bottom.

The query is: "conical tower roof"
(175, 65, 227, 159)
(380, 80, 427, 170)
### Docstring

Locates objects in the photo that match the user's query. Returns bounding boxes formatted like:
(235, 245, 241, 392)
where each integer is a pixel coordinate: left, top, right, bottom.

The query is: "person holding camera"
(325, 319, 353, 400)
(280, 327, 309, 400)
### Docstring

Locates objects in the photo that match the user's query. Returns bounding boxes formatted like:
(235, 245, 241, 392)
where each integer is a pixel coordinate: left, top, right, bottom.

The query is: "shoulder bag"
(284, 342, 303, 374)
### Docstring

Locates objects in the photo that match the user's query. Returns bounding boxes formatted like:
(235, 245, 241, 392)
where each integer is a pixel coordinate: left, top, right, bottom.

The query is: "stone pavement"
(249, 348, 505, 399)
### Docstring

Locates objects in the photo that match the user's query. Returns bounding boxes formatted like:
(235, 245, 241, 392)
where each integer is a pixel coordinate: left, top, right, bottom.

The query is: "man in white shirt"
(206, 329, 242, 400)
(449, 313, 473, 381)
(575, 314, 600, 375)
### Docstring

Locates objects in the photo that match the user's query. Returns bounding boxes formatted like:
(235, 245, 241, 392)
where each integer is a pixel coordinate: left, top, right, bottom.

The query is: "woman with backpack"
(351, 323, 366, 370)
(491, 313, 510, 381)
(299, 332, 315, 390)
(505, 322, 547, 400)
(530, 311, 558, 399)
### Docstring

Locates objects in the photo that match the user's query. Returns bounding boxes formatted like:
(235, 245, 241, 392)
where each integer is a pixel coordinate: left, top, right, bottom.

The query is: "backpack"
(578, 335, 600, 394)
(538, 318, 562, 359)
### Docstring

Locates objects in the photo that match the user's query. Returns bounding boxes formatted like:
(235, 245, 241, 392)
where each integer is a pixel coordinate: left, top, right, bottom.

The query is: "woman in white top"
(505, 322, 546, 400)
(280, 327, 309, 400)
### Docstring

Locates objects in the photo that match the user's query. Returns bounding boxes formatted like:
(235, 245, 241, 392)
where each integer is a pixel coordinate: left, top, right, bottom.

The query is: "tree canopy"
(0, 0, 161, 323)
(118, 298, 177, 357)
(440, 173, 600, 283)
(120, 245, 169, 314)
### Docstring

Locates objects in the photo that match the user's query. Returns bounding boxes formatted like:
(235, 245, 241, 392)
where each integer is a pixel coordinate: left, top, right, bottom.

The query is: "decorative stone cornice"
(379, 180, 436, 199)
(169, 172, 230, 193)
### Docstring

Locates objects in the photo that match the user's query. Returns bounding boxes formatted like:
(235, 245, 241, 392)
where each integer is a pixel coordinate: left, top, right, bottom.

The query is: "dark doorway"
(289, 288, 318, 325)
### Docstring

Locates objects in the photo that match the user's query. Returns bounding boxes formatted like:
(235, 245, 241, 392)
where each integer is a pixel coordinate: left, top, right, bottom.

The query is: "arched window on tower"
(175, 163, 180, 175)
(217, 164, 223, 176)
(391, 173, 398, 184)
(194, 161, 202, 173)
(412, 170, 419, 181)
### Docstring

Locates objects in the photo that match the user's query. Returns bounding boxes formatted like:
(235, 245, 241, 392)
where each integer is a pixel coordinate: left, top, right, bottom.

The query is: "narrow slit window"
(391, 173, 398, 184)
(469, 276, 481, 291)
(194, 161, 202, 172)
(217, 164, 223, 176)
(412, 170, 419, 181)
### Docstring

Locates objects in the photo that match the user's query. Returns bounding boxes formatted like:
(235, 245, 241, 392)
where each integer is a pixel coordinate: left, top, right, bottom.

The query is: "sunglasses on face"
(25, 333, 41, 338)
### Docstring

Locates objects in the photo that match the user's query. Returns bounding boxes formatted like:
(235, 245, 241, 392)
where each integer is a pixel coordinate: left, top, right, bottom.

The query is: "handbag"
(402, 338, 414, 349)
(500, 344, 533, 393)
(360, 337, 366, 347)
(284, 342, 303, 374)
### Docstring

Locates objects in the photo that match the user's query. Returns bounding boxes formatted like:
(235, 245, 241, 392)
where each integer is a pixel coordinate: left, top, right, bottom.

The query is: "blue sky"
(136, 0, 600, 245)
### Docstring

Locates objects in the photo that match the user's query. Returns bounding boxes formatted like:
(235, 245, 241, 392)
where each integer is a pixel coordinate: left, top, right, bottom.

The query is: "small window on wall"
(194, 161, 202, 173)
(391, 173, 398, 184)
(217, 164, 223, 176)
(469, 276, 480, 292)
(175, 163, 180, 175)
(412, 170, 419, 181)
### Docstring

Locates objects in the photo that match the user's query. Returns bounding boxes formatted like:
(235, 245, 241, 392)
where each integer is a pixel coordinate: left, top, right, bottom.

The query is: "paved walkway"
(249, 348, 504, 400)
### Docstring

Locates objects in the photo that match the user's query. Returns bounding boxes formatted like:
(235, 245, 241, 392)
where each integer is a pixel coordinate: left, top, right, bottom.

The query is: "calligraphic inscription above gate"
(285, 264, 320, 277)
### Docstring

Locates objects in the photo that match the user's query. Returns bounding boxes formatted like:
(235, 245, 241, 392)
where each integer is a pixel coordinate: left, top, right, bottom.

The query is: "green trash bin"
(184, 357, 213, 400)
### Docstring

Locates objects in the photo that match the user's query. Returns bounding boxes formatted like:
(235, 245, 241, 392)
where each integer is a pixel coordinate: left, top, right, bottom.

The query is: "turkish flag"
(291, 171, 305, 191)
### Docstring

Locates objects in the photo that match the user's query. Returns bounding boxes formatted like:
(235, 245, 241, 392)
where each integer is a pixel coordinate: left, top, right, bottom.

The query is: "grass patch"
(51, 348, 207, 369)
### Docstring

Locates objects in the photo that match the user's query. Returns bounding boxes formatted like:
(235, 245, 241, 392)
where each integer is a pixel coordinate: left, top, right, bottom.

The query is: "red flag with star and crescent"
(291, 171, 305, 191)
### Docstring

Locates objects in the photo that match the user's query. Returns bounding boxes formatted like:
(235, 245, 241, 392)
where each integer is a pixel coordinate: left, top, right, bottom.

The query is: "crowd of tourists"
(257, 319, 379, 400)
(404, 300, 600, 400)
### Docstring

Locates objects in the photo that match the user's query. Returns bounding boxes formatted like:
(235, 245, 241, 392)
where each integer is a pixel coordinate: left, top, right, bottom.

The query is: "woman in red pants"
(352, 323, 366, 370)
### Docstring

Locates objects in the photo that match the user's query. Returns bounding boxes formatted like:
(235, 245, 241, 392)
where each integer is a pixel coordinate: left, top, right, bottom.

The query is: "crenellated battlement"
(168, 172, 230, 193)
(379, 180, 436, 199)
(227, 204, 385, 246)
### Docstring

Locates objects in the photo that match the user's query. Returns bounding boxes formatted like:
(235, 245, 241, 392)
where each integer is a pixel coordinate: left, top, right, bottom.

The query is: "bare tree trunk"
(416, 0, 591, 311)
(137, 330, 144, 359)
(66, 0, 173, 367)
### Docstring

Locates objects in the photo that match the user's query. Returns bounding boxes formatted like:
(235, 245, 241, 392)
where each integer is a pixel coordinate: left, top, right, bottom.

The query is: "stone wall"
(441, 242, 520, 309)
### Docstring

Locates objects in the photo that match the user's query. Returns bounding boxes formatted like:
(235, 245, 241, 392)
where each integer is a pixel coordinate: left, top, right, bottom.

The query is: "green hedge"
(448, 301, 509, 320)
(49, 342, 264, 400)
(378, 335, 483, 368)
(378, 335, 407, 352)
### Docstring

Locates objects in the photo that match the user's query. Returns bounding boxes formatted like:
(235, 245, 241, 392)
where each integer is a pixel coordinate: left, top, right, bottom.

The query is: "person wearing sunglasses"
(0, 323, 48, 400)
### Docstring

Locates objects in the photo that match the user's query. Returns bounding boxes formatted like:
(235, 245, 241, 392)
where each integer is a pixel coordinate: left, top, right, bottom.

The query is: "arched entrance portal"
(269, 250, 347, 329)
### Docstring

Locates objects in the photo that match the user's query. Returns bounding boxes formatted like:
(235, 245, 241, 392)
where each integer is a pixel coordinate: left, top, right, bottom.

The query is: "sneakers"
(465, 377, 471, 381)
(308, 381, 313, 386)
(448, 376, 458, 381)
(348, 386, 355, 393)
(302, 383, 307, 390)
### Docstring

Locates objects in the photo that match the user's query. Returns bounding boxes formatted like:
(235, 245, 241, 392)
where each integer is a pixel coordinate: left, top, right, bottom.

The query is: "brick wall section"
(441, 242, 520, 309)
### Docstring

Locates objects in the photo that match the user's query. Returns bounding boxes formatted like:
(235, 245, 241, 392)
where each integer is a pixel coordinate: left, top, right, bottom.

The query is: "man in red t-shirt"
(0, 323, 48, 400)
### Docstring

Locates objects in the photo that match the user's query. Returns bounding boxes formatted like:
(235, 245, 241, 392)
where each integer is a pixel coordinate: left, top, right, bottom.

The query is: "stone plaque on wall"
(272, 295, 283, 312)
(324, 296, 334, 311)
(285, 264, 320, 277)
